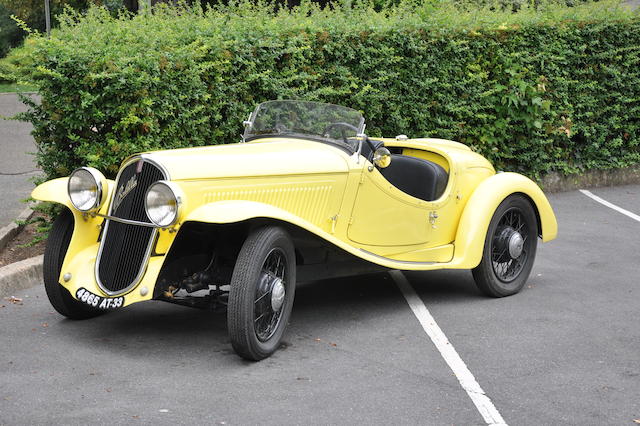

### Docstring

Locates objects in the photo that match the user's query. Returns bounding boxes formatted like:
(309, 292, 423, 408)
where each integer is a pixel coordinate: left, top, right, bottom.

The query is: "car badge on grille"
(111, 175, 138, 212)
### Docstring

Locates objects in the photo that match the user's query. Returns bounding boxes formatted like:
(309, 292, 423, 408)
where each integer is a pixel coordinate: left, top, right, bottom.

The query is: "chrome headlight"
(67, 167, 106, 212)
(145, 181, 182, 227)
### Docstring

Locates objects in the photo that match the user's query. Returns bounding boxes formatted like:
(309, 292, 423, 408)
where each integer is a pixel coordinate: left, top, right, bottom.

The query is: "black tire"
(43, 208, 104, 319)
(227, 226, 296, 361)
(472, 194, 538, 298)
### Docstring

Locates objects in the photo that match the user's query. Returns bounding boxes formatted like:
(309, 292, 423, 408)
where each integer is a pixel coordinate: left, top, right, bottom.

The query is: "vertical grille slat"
(96, 159, 166, 294)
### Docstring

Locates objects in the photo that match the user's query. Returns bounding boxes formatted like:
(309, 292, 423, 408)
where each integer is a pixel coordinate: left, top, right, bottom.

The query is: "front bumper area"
(58, 211, 172, 308)
(60, 242, 166, 307)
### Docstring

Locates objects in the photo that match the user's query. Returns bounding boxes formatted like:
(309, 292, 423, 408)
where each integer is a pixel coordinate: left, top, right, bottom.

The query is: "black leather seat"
(379, 154, 448, 201)
(359, 139, 385, 162)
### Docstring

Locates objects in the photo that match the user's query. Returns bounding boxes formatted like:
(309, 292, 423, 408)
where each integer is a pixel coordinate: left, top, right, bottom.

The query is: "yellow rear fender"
(452, 172, 558, 269)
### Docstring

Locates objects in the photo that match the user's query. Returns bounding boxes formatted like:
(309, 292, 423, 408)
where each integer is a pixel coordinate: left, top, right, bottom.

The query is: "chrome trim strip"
(359, 249, 437, 265)
(140, 153, 171, 179)
(94, 213, 158, 228)
(94, 156, 168, 297)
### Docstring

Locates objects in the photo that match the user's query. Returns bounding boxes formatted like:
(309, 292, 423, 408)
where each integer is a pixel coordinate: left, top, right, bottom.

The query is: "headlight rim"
(67, 166, 107, 212)
(144, 180, 183, 228)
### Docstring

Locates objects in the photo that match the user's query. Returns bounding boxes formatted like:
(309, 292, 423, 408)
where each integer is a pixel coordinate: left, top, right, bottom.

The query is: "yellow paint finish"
(347, 168, 431, 246)
(155, 229, 173, 255)
(401, 148, 450, 172)
(143, 138, 351, 180)
(31, 177, 115, 214)
(183, 200, 457, 270)
(59, 240, 161, 306)
(179, 175, 347, 233)
(30, 135, 557, 309)
(31, 178, 72, 208)
(450, 172, 558, 269)
(30, 177, 121, 297)
(385, 244, 454, 263)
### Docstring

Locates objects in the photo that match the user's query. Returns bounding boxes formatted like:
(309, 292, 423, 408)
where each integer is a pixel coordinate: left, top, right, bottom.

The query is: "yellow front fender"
(31, 177, 73, 207)
(31, 177, 115, 212)
(451, 172, 558, 269)
(184, 200, 449, 271)
(186, 199, 310, 226)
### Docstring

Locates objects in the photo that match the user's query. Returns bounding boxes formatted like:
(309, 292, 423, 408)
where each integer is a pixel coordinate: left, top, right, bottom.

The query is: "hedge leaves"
(15, 1, 640, 180)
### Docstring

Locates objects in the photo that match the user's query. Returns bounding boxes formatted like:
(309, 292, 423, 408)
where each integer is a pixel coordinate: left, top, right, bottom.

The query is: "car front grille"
(96, 158, 166, 295)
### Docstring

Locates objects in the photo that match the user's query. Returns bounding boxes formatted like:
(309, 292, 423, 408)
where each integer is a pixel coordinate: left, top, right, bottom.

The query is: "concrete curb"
(0, 255, 43, 297)
(0, 91, 38, 96)
(541, 165, 640, 193)
(0, 206, 34, 252)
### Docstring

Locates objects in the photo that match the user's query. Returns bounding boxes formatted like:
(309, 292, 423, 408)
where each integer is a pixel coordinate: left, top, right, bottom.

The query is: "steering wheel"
(322, 122, 360, 143)
(322, 122, 377, 156)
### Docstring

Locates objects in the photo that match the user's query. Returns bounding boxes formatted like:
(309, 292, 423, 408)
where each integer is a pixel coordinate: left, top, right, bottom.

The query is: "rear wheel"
(227, 226, 296, 361)
(472, 194, 538, 297)
(44, 208, 104, 319)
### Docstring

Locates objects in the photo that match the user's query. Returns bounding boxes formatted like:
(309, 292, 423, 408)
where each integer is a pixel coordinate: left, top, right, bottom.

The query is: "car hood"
(142, 138, 352, 181)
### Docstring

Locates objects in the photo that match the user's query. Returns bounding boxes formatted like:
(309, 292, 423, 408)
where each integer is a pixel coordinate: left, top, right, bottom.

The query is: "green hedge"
(14, 1, 640, 181)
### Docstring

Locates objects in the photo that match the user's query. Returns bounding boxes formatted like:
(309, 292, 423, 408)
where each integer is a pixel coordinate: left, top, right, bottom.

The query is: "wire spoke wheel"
(253, 248, 287, 342)
(490, 208, 529, 282)
(228, 226, 296, 361)
(473, 195, 538, 297)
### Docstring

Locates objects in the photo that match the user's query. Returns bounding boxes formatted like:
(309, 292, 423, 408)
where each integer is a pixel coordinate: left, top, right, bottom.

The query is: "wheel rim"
(491, 207, 530, 283)
(254, 248, 288, 342)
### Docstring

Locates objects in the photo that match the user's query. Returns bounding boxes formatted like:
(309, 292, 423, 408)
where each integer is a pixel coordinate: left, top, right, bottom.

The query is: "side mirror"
(373, 147, 391, 169)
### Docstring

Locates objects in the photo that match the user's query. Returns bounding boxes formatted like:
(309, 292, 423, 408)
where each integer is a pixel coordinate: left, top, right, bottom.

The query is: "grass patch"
(0, 83, 37, 93)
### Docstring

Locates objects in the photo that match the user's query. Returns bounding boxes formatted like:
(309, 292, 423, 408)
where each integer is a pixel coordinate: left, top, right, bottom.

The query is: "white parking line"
(579, 190, 640, 222)
(390, 270, 508, 426)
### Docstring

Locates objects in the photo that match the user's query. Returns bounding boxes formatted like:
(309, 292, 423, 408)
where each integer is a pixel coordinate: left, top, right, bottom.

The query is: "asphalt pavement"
(624, 0, 640, 9)
(0, 184, 638, 425)
(0, 93, 40, 228)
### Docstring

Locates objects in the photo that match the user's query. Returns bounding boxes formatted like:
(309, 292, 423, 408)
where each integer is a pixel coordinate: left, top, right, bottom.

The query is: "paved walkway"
(0, 93, 41, 228)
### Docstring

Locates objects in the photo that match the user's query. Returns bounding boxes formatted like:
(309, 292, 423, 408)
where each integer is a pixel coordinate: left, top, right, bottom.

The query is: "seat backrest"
(379, 154, 448, 201)
(359, 139, 385, 162)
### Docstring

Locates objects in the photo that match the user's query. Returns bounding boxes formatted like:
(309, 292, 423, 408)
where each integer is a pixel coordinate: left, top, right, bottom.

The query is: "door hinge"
(429, 211, 438, 229)
(330, 215, 338, 234)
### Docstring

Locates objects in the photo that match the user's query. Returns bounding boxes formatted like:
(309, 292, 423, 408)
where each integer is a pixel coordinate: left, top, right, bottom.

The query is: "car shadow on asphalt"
(47, 269, 481, 362)
(295, 269, 483, 310)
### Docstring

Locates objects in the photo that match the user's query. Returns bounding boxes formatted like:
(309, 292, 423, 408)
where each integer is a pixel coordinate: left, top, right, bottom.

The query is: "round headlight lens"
(145, 181, 181, 227)
(68, 167, 103, 212)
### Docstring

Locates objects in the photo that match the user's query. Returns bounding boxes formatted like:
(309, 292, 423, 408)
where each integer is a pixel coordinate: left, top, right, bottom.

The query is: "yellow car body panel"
(146, 138, 351, 180)
(32, 136, 557, 307)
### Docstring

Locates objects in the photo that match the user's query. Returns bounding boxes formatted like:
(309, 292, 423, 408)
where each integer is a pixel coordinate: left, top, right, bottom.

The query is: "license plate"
(76, 288, 124, 310)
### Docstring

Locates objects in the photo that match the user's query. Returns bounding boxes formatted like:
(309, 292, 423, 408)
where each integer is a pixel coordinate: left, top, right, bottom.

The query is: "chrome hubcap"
(491, 208, 530, 283)
(270, 278, 285, 312)
(508, 231, 524, 259)
(254, 248, 287, 342)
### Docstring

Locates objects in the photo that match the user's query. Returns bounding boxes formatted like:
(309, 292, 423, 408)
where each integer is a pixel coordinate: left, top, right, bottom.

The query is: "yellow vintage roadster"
(33, 100, 557, 360)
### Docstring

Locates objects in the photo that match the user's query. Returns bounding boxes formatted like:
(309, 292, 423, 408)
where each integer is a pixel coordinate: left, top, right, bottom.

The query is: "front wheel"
(472, 194, 538, 297)
(227, 226, 296, 361)
(43, 208, 104, 319)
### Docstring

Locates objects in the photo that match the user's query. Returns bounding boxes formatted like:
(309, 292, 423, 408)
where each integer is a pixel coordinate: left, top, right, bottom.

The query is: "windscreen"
(243, 100, 365, 150)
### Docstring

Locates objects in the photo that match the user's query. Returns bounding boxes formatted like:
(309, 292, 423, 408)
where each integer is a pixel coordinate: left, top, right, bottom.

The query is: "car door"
(347, 166, 433, 247)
